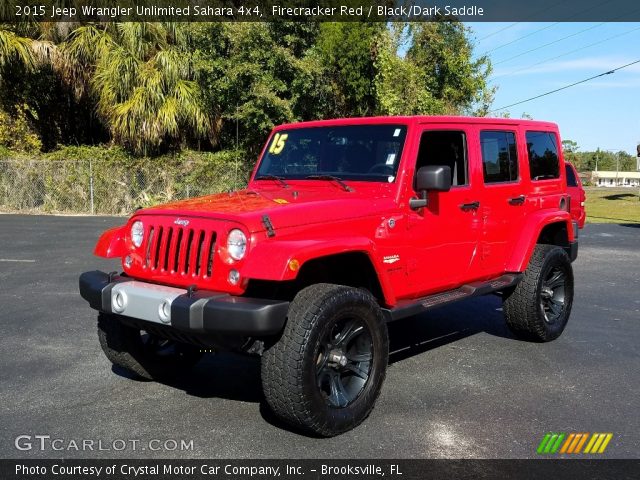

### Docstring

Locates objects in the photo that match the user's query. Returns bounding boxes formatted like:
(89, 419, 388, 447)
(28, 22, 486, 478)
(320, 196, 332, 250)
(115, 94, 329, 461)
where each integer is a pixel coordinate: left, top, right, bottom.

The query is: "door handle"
(508, 195, 526, 205)
(459, 201, 480, 211)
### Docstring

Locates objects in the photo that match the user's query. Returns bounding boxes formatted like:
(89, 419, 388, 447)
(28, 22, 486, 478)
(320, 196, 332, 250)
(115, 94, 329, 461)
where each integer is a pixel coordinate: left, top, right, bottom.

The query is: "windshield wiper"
(255, 174, 289, 188)
(305, 175, 353, 192)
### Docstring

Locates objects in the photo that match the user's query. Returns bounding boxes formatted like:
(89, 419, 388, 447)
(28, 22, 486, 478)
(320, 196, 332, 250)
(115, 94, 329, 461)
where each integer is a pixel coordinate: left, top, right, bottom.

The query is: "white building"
(592, 171, 640, 187)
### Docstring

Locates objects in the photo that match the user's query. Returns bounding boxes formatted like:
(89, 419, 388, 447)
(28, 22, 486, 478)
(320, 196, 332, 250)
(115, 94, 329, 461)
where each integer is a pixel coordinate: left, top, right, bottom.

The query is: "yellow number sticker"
(269, 133, 288, 155)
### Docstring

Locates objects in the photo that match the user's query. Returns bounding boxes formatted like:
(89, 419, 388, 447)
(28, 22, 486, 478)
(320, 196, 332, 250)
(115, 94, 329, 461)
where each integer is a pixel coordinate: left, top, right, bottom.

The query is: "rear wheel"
(503, 244, 574, 342)
(262, 284, 388, 437)
(97, 313, 203, 380)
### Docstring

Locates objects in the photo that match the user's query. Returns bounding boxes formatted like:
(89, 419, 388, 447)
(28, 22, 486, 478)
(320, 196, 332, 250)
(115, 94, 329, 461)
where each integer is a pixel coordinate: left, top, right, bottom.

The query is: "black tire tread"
(503, 244, 572, 342)
(262, 283, 387, 437)
(97, 313, 201, 381)
(97, 312, 154, 380)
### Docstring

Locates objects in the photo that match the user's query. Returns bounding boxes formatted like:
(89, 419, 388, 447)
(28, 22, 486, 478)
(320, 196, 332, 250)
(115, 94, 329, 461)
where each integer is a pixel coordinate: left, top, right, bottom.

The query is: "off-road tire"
(97, 313, 203, 381)
(262, 284, 389, 437)
(503, 244, 574, 342)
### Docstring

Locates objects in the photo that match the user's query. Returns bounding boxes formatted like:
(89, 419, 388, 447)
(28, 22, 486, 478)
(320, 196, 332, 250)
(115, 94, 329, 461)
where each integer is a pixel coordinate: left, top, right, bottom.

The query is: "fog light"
(228, 269, 240, 285)
(112, 291, 127, 313)
(124, 255, 132, 268)
(158, 299, 171, 324)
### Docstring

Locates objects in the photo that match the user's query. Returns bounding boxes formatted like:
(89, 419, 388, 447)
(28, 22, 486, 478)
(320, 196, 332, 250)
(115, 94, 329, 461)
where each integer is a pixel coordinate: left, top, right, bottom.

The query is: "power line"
(483, 23, 559, 56)
(478, 23, 519, 42)
(480, 0, 615, 57)
(489, 59, 640, 113)
(476, 0, 562, 45)
(493, 23, 605, 66)
(491, 25, 640, 80)
(492, 5, 640, 68)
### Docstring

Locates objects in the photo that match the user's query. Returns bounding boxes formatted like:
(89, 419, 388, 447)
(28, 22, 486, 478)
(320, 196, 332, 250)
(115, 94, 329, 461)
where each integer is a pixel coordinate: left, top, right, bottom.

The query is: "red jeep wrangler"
(80, 116, 579, 436)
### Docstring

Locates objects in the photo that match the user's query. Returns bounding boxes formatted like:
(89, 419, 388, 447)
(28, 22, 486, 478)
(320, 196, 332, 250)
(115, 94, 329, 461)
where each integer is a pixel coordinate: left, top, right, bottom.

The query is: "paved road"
(1, 215, 638, 459)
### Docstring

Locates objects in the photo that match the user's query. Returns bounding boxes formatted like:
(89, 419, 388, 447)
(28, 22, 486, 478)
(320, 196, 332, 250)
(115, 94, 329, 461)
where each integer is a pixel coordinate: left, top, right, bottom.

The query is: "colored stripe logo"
(537, 433, 613, 454)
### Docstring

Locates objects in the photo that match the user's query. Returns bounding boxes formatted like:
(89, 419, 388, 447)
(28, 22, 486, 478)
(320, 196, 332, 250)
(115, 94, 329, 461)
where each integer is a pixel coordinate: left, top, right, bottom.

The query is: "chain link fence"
(0, 155, 249, 215)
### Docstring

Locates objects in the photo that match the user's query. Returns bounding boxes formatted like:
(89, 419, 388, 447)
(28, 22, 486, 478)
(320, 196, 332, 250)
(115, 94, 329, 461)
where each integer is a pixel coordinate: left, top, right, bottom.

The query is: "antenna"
(637, 143, 640, 201)
(235, 104, 240, 190)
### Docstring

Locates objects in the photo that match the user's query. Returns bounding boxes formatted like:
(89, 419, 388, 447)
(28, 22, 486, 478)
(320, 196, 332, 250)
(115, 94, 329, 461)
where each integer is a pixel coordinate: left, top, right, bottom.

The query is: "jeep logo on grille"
(174, 218, 190, 227)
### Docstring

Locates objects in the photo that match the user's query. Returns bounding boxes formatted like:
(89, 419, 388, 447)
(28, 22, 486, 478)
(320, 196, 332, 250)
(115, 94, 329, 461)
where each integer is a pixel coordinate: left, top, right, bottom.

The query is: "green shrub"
(0, 146, 252, 215)
(0, 105, 42, 153)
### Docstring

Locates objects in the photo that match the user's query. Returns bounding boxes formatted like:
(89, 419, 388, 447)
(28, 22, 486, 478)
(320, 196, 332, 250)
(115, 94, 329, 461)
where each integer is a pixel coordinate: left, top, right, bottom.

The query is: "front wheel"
(261, 284, 389, 437)
(503, 244, 574, 342)
(97, 313, 203, 381)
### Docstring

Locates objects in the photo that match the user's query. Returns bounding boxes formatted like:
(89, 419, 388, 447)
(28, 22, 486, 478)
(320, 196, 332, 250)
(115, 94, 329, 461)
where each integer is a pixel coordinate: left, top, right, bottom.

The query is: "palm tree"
(63, 23, 213, 154)
(0, 28, 36, 69)
(0, 23, 60, 77)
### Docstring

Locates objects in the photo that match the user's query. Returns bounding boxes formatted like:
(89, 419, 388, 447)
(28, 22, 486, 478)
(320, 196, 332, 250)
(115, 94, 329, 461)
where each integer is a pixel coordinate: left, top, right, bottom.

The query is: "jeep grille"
(143, 225, 216, 278)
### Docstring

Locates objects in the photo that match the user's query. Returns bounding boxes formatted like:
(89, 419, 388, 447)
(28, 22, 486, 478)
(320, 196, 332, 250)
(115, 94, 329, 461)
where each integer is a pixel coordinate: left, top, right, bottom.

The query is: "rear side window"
(480, 131, 518, 183)
(565, 164, 578, 187)
(527, 131, 560, 180)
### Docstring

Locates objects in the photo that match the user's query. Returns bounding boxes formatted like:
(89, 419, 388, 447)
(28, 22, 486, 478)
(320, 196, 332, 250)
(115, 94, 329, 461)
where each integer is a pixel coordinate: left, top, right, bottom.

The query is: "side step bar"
(382, 273, 523, 322)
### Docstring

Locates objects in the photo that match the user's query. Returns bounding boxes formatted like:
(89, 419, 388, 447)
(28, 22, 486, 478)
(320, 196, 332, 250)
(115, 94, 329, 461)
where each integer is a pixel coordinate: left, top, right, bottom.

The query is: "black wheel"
(262, 284, 388, 437)
(503, 244, 574, 342)
(97, 313, 203, 381)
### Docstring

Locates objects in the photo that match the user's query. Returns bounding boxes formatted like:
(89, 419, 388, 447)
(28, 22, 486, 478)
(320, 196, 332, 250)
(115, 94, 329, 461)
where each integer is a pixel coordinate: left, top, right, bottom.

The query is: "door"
(406, 128, 482, 296)
(473, 128, 526, 277)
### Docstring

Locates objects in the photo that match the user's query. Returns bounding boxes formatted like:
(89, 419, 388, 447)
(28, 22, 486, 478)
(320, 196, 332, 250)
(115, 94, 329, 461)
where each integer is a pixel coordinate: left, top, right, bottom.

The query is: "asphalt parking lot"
(1, 215, 638, 459)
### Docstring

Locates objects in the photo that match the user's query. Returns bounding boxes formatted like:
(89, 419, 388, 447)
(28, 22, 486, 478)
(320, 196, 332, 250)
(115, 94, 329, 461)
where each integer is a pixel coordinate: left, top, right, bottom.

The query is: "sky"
(467, 22, 640, 155)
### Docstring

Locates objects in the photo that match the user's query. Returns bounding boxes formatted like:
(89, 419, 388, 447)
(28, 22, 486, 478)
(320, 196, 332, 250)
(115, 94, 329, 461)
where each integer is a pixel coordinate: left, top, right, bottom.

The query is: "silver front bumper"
(110, 281, 187, 325)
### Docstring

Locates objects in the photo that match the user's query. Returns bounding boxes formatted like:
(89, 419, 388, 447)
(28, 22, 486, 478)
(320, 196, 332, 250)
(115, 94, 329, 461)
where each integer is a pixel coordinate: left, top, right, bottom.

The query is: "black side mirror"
(410, 165, 452, 209)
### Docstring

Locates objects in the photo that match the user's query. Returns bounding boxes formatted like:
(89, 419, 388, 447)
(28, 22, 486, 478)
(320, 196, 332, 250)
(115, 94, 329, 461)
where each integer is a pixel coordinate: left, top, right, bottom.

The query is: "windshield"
(255, 124, 408, 182)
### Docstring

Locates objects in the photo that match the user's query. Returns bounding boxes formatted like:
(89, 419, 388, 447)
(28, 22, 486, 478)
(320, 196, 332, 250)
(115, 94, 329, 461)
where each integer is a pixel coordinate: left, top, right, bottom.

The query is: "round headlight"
(131, 220, 144, 248)
(227, 229, 247, 261)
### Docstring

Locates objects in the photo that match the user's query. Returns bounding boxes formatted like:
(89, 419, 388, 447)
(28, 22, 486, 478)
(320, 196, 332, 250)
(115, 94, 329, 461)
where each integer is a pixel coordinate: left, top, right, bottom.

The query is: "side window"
(415, 130, 468, 187)
(565, 164, 578, 187)
(480, 131, 518, 183)
(527, 131, 560, 180)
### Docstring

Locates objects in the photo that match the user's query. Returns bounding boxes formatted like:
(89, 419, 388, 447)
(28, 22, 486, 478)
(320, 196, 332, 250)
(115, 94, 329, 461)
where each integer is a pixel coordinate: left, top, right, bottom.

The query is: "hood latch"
(262, 215, 276, 237)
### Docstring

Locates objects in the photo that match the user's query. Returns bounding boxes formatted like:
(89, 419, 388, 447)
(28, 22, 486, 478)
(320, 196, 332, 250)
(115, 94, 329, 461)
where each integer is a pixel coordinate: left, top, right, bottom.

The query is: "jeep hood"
(138, 186, 396, 233)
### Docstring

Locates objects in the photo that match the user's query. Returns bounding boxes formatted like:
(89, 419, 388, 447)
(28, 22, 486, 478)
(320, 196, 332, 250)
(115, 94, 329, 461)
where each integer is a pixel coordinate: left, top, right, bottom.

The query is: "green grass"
(585, 187, 640, 224)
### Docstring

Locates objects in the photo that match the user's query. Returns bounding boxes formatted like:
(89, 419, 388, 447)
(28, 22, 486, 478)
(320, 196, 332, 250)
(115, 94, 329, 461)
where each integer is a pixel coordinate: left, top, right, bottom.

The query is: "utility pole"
(603, 149, 620, 187)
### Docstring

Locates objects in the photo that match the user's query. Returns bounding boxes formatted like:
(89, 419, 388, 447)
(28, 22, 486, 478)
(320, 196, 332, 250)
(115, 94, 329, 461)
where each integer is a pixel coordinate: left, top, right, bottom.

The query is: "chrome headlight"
(227, 229, 247, 261)
(131, 220, 144, 248)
